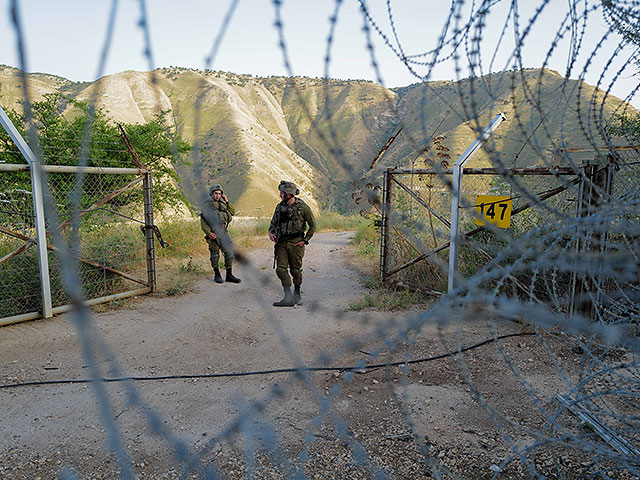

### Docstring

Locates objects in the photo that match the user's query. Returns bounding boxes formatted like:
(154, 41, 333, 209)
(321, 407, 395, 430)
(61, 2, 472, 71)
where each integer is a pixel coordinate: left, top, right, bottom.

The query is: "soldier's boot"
(273, 287, 295, 307)
(213, 268, 224, 284)
(293, 285, 303, 305)
(225, 267, 241, 283)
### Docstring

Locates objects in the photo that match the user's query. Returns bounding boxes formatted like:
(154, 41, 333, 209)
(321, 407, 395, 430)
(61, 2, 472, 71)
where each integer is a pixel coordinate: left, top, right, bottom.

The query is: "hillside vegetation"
(0, 64, 633, 215)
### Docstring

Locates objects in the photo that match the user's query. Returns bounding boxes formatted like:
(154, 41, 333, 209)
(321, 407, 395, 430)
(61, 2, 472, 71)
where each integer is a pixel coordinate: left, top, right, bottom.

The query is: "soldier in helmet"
(201, 184, 241, 284)
(268, 180, 316, 306)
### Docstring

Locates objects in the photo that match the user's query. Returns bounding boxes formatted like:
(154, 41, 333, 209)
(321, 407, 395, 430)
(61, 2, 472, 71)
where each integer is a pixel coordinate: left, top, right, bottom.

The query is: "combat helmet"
(278, 180, 299, 196)
(209, 184, 223, 196)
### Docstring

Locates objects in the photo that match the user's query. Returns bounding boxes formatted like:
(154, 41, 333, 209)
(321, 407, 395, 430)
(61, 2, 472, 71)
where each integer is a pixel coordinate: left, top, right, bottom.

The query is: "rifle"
(201, 207, 225, 251)
(272, 206, 282, 269)
(273, 240, 277, 269)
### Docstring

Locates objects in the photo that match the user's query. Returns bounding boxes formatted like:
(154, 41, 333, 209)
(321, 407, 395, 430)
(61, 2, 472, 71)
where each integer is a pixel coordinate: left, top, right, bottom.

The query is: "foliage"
(603, 1, 640, 142)
(609, 112, 640, 144)
(167, 259, 206, 296)
(0, 93, 192, 214)
(0, 245, 126, 318)
(156, 218, 208, 260)
(349, 282, 432, 311)
(351, 219, 380, 258)
(602, 1, 640, 51)
(314, 211, 367, 231)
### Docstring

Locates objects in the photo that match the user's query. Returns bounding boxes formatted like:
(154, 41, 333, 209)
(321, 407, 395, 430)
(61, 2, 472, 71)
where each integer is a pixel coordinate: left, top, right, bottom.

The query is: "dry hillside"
(0, 65, 634, 214)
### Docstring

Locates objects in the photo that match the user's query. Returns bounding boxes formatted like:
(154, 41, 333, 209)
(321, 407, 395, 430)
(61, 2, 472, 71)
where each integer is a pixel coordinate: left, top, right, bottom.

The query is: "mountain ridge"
(0, 64, 634, 215)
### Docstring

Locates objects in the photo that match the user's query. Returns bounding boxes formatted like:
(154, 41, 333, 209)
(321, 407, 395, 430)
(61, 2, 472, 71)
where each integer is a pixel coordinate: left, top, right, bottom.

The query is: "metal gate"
(380, 164, 594, 307)
(0, 164, 157, 325)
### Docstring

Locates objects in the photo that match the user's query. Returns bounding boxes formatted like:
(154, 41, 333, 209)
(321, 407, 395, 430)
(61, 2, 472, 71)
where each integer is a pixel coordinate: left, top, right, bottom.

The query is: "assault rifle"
(272, 207, 281, 269)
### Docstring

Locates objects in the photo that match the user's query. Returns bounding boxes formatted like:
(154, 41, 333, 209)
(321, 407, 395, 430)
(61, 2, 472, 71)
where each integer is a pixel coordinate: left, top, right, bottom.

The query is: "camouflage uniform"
(201, 184, 241, 283)
(201, 198, 235, 268)
(269, 181, 315, 305)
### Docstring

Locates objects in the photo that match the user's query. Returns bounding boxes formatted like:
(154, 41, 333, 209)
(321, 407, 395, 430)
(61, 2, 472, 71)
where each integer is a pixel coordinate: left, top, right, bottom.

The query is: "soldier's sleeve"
(226, 201, 235, 216)
(268, 207, 278, 235)
(201, 214, 212, 236)
(302, 204, 316, 243)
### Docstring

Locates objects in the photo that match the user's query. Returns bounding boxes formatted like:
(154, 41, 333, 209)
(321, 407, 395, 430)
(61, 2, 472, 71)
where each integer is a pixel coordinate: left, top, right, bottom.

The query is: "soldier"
(201, 184, 241, 284)
(268, 180, 316, 307)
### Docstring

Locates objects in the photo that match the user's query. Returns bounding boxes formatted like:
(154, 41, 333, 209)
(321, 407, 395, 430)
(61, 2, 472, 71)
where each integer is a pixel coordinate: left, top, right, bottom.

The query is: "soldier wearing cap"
(268, 180, 315, 306)
(201, 184, 241, 284)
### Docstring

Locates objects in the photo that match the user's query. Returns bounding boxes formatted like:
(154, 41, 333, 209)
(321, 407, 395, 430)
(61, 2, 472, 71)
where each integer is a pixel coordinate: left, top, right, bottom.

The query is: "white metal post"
(0, 105, 53, 317)
(447, 113, 507, 293)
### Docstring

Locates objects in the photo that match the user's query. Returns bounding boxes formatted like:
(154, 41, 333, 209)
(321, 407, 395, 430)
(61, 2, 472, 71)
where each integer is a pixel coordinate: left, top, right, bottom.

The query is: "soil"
(0, 232, 634, 479)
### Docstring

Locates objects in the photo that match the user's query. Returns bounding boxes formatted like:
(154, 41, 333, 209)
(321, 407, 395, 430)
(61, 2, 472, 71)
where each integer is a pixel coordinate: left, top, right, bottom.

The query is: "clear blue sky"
(1, 0, 638, 106)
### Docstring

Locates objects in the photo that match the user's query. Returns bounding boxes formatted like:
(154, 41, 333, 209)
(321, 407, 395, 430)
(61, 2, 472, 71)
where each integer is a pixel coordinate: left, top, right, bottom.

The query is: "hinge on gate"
(140, 224, 168, 248)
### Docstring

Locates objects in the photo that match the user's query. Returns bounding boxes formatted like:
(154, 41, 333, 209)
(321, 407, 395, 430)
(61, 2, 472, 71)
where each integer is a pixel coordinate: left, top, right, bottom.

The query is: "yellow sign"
(475, 195, 512, 228)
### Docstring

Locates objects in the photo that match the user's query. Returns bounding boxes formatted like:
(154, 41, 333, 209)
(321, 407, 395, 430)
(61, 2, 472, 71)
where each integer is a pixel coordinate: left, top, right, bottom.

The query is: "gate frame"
(448, 113, 506, 292)
(0, 103, 157, 326)
(379, 165, 583, 295)
(0, 105, 52, 317)
(0, 164, 156, 326)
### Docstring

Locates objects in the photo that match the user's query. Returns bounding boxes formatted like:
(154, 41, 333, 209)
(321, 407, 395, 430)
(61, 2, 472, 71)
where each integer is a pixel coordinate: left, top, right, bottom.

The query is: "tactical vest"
(276, 199, 307, 237)
(207, 199, 233, 228)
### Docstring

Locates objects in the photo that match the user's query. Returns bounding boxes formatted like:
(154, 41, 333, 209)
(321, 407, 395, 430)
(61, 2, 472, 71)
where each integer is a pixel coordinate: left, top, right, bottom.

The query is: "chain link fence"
(377, 152, 640, 476)
(381, 166, 581, 301)
(0, 165, 154, 323)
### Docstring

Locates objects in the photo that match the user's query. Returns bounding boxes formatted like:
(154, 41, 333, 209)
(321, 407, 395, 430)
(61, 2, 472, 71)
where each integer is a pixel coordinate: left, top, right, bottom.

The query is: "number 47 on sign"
(475, 195, 512, 228)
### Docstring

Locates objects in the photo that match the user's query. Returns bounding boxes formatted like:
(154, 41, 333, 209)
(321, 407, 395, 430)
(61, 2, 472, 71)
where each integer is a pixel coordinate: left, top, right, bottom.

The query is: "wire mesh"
(384, 167, 583, 301)
(0, 167, 149, 320)
(0, 169, 41, 316)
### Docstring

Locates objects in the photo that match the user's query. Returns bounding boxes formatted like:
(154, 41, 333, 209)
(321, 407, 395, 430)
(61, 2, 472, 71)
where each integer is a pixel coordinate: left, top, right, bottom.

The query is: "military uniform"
(269, 181, 315, 306)
(201, 185, 241, 283)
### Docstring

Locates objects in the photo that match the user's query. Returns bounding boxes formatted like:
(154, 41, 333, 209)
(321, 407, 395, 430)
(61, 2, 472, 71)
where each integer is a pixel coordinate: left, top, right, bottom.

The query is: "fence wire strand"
(1, 0, 640, 479)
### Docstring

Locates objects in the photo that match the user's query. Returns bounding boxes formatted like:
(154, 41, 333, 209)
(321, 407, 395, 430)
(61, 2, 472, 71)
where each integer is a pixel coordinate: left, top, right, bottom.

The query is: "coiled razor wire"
(1, 0, 639, 479)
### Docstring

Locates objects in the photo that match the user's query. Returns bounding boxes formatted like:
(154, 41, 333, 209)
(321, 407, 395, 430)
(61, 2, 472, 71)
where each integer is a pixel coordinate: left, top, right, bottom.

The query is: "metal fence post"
(143, 171, 157, 293)
(572, 157, 613, 319)
(380, 169, 392, 281)
(0, 105, 53, 318)
(447, 113, 506, 293)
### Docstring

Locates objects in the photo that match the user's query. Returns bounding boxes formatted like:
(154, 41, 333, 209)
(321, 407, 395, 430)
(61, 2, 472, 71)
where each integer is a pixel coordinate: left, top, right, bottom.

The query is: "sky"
(0, 0, 638, 107)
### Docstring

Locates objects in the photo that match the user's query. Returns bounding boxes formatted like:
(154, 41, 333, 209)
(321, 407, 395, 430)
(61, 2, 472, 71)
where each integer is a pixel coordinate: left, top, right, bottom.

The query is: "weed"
(167, 276, 190, 296)
(166, 257, 207, 296)
(351, 221, 380, 258)
(179, 257, 205, 274)
(349, 287, 431, 311)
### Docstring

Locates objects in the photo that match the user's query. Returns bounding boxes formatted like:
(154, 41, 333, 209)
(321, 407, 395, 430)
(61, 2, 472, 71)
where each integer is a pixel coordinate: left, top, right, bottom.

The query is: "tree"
(0, 94, 191, 218)
(609, 112, 640, 144)
(602, 1, 640, 49)
(603, 1, 640, 142)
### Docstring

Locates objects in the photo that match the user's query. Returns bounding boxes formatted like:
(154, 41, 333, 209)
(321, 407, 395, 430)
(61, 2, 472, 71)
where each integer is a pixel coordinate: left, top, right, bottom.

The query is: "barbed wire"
(1, 0, 640, 479)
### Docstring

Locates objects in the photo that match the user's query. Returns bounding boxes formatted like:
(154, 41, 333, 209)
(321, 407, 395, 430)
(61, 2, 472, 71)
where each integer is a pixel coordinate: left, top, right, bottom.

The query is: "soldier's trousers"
(275, 238, 304, 288)
(207, 236, 234, 269)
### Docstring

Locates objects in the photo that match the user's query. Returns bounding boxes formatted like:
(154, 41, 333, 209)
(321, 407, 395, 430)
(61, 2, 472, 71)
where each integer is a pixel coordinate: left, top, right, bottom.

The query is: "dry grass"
(348, 220, 439, 311)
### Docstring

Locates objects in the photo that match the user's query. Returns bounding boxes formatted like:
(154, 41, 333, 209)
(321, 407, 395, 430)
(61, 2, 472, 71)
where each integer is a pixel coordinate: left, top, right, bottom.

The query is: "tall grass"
(348, 219, 436, 311)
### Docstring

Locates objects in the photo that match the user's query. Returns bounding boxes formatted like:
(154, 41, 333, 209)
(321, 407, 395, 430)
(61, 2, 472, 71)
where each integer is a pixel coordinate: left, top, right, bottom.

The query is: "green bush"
(351, 220, 380, 258)
(349, 286, 431, 311)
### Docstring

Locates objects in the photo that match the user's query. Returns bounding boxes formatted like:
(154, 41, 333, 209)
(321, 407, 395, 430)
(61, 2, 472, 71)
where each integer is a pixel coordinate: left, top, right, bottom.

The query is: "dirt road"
(0, 232, 598, 479)
(0, 231, 392, 478)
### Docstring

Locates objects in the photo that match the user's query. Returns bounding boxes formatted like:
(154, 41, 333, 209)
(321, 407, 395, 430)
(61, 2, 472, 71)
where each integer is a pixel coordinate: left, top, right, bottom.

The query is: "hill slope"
(0, 65, 633, 214)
